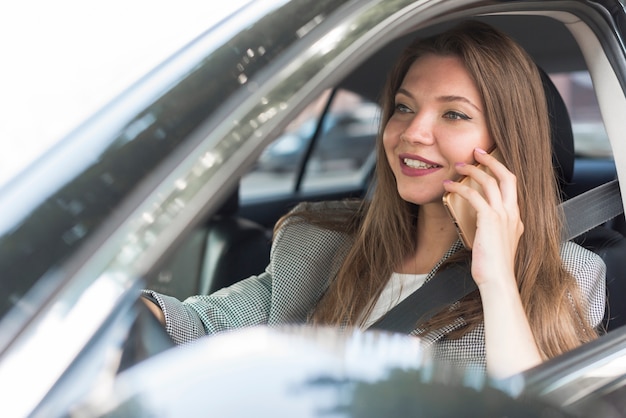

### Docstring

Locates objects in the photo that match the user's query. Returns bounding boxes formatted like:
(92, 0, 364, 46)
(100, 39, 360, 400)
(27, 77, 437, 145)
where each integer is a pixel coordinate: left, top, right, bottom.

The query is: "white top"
(360, 272, 428, 329)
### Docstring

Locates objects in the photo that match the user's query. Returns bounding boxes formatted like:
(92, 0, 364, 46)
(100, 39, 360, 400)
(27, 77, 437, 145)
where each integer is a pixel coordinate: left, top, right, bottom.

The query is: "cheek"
(383, 117, 405, 146)
(482, 136, 495, 152)
(381, 130, 389, 148)
(475, 126, 494, 150)
(439, 129, 493, 162)
(382, 126, 397, 156)
(468, 127, 494, 150)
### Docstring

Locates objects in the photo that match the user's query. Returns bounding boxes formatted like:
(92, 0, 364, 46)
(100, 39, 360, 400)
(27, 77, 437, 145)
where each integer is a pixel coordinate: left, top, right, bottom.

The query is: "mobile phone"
(442, 147, 504, 250)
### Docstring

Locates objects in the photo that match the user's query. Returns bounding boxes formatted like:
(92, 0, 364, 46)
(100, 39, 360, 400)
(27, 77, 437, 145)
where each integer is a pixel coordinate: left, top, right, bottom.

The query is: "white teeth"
(403, 158, 437, 169)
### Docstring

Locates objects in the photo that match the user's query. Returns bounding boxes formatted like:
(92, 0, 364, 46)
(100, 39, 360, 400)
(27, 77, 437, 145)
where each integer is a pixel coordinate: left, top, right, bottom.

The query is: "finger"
(468, 148, 519, 207)
(443, 177, 493, 214)
(453, 162, 504, 210)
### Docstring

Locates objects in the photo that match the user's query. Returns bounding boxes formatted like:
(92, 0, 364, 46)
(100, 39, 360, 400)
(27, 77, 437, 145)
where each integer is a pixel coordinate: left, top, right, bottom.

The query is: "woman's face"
(383, 54, 494, 206)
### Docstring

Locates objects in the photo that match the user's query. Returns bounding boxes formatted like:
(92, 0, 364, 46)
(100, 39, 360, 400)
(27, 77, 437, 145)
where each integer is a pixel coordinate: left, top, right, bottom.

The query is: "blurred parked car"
(256, 102, 379, 172)
(2, 0, 626, 417)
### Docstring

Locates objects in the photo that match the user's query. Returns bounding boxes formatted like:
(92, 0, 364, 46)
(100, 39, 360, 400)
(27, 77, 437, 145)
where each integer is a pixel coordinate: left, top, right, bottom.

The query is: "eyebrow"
(396, 88, 482, 112)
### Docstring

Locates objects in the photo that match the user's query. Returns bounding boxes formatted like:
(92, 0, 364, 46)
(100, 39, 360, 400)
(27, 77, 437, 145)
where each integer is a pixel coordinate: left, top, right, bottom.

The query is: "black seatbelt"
(561, 179, 621, 240)
(369, 262, 475, 333)
(370, 179, 623, 334)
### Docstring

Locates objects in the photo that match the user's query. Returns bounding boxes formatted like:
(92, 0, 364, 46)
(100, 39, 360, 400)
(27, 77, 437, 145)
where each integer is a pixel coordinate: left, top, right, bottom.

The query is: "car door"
(5, 0, 626, 416)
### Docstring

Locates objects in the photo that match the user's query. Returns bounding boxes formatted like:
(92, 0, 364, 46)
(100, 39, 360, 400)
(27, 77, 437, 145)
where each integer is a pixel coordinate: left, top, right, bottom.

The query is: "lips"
(403, 157, 439, 169)
(398, 154, 442, 176)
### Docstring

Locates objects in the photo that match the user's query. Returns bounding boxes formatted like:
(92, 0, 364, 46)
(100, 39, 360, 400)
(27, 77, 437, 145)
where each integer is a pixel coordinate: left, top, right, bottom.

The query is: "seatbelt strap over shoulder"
(561, 179, 621, 241)
(370, 179, 623, 334)
(369, 262, 474, 333)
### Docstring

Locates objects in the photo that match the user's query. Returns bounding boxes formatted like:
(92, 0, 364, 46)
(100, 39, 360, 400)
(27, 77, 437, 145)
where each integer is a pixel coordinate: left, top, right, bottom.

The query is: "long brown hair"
(279, 21, 598, 359)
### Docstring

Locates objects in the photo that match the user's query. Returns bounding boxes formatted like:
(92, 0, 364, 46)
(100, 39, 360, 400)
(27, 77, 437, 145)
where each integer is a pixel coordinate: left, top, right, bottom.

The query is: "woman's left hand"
(443, 147, 540, 379)
(442, 147, 524, 288)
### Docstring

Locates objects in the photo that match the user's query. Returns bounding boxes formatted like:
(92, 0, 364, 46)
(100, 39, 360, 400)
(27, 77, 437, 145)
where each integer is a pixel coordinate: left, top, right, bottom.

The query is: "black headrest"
(539, 68, 575, 192)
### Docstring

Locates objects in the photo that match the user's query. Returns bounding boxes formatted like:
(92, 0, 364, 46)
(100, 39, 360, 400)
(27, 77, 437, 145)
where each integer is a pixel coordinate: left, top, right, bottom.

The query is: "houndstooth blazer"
(144, 202, 606, 372)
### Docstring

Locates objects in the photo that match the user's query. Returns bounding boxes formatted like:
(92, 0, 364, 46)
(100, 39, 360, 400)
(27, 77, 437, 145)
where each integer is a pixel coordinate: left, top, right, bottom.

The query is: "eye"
(444, 111, 471, 121)
(394, 103, 412, 114)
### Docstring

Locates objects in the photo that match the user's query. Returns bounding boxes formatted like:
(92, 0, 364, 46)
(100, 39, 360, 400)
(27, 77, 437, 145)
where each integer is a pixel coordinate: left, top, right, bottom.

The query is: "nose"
(400, 112, 435, 145)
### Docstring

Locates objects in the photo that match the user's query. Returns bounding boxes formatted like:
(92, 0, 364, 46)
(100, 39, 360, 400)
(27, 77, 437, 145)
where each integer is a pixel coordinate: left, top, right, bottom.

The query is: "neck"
(400, 202, 458, 275)
(416, 202, 459, 249)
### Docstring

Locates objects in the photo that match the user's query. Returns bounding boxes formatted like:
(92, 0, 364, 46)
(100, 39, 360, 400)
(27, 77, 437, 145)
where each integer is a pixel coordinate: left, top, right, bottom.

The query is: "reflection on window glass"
(240, 89, 380, 201)
(550, 71, 612, 158)
(301, 90, 379, 192)
(240, 91, 332, 200)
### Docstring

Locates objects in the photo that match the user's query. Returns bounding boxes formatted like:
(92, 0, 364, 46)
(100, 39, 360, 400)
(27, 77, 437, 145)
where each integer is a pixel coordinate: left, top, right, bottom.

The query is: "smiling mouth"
(403, 158, 441, 169)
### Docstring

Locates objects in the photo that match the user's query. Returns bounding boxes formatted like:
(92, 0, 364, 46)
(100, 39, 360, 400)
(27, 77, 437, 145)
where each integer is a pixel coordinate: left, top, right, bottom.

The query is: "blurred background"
(0, 0, 249, 187)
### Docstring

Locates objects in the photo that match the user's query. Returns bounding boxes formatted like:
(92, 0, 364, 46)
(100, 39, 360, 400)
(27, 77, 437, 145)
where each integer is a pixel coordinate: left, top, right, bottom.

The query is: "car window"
(301, 90, 379, 192)
(240, 89, 380, 200)
(241, 72, 609, 203)
(549, 71, 612, 158)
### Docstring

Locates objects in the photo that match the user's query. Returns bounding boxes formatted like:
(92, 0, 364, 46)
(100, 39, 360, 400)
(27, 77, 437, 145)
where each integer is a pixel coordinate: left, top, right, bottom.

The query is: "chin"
(397, 187, 445, 206)
(398, 193, 442, 206)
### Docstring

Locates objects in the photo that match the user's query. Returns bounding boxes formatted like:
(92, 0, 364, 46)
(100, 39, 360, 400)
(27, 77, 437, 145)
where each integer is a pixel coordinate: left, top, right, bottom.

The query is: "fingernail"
(475, 147, 487, 155)
(443, 179, 453, 184)
(455, 162, 466, 167)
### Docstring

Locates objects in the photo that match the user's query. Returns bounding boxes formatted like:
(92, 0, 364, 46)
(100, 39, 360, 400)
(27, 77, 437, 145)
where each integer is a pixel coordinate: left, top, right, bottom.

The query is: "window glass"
(550, 71, 612, 158)
(240, 89, 380, 200)
(240, 90, 332, 200)
(300, 90, 379, 192)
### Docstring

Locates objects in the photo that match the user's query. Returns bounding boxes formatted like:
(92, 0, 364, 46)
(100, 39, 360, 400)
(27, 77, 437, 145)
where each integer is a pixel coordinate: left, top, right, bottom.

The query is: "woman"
(143, 21, 605, 378)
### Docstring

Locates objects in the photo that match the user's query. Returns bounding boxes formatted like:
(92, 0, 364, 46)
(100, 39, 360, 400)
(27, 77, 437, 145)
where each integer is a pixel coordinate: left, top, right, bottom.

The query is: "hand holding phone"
(442, 148, 504, 250)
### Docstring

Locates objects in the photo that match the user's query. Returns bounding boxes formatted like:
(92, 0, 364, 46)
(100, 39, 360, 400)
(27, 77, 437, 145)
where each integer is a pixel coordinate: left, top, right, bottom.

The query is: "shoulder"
(269, 202, 358, 301)
(275, 199, 363, 236)
(287, 199, 363, 221)
(560, 241, 606, 326)
(271, 200, 359, 261)
(560, 241, 606, 280)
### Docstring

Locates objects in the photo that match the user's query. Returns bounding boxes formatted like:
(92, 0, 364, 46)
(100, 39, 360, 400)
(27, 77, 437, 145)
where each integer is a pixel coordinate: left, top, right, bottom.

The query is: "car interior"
(145, 13, 626, 334)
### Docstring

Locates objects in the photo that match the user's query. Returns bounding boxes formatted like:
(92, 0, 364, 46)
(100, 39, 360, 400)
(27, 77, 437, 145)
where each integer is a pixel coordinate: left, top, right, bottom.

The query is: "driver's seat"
(541, 69, 626, 332)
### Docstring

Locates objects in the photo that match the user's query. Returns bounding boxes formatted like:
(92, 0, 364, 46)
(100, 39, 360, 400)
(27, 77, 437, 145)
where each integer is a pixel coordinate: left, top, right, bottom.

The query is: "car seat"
(148, 185, 272, 300)
(541, 69, 626, 332)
